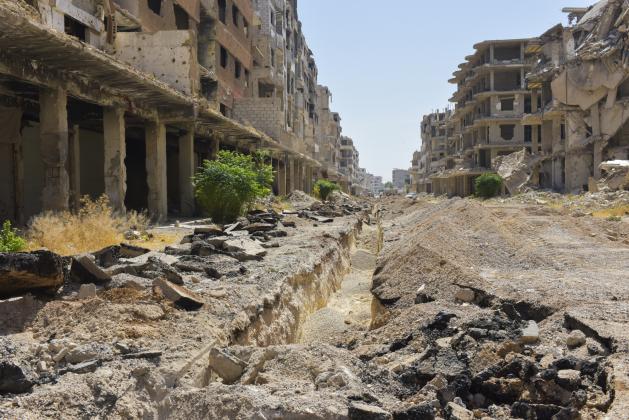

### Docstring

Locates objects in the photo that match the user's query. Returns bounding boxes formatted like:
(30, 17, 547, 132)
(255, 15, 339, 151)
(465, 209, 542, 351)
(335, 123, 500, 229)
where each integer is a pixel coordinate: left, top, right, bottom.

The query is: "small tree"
(314, 180, 340, 201)
(0, 220, 26, 253)
(475, 173, 503, 199)
(193, 150, 273, 223)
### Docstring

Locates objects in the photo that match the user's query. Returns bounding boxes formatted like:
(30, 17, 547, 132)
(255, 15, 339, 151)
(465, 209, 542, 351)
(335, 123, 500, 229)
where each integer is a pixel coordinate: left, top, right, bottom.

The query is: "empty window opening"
(220, 46, 228, 68)
(147, 0, 161, 15)
(174, 4, 189, 29)
(218, 0, 226, 23)
(524, 125, 532, 143)
(64, 15, 86, 41)
(234, 60, 242, 79)
(500, 97, 515, 112)
(232, 5, 240, 27)
(500, 125, 515, 140)
(243, 19, 249, 37)
(560, 123, 566, 140)
(244, 69, 250, 87)
(259, 82, 275, 98)
(494, 45, 521, 62)
(494, 71, 521, 91)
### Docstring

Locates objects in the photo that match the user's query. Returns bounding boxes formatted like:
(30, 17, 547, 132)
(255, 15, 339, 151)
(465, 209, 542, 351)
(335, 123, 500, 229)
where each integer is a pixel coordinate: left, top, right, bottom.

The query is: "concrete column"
(287, 158, 296, 193)
(304, 165, 313, 194)
(565, 110, 590, 192)
(489, 44, 495, 63)
(39, 87, 69, 211)
(531, 90, 539, 113)
(179, 126, 195, 216)
(68, 124, 81, 212)
(210, 136, 220, 160)
(531, 125, 539, 154)
(591, 103, 603, 180)
(145, 121, 167, 221)
(272, 158, 280, 195)
(103, 107, 127, 213)
(278, 156, 287, 196)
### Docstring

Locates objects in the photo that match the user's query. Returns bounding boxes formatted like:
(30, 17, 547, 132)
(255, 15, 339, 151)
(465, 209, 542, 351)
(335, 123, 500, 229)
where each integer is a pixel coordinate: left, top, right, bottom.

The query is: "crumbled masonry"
(411, 0, 629, 197)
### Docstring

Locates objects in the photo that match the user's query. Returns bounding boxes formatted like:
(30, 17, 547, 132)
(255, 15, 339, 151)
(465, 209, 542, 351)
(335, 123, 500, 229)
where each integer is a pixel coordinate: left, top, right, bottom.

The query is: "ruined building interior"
(0, 0, 366, 224)
(411, 4, 629, 197)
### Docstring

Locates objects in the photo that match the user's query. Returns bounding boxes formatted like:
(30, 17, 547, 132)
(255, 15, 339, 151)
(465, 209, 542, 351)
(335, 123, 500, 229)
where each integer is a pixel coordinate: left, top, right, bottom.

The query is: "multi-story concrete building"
(0, 0, 366, 224)
(372, 176, 385, 196)
(412, 3, 629, 198)
(339, 136, 360, 193)
(392, 169, 409, 193)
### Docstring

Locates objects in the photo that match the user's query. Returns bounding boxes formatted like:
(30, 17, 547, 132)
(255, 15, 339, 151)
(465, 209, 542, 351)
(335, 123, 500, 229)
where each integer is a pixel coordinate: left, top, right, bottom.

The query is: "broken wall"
(114, 30, 200, 96)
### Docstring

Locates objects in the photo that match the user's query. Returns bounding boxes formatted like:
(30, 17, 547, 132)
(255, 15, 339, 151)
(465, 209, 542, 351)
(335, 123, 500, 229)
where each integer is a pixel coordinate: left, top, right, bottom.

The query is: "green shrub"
(0, 220, 26, 253)
(606, 215, 622, 222)
(193, 150, 274, 223)
(314, 180, 340, 201)
(475, 173, 503, 199)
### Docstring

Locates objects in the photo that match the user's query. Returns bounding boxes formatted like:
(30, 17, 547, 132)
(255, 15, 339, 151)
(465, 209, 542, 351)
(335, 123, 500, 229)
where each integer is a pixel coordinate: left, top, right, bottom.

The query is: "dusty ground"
(1, 192, 628, 419)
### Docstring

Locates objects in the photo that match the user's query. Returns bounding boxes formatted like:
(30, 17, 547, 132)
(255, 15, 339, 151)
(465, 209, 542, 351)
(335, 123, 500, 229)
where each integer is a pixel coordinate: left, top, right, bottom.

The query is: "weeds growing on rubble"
(27, 195, 148, 256)
(0, 220, 27, 252)
(193, 150, 274, 223)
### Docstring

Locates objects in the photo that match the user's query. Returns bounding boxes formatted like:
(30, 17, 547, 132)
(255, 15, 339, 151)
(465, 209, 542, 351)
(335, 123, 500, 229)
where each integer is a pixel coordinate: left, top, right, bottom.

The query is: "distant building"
(392, 169, 409, 192)
(372, 176, 384, 195)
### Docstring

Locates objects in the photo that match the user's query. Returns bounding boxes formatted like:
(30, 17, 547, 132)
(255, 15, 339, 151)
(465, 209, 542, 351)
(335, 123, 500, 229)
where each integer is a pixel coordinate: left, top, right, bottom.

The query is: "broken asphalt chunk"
(153, 278, 204, 310)
(0, 250, 64, 298)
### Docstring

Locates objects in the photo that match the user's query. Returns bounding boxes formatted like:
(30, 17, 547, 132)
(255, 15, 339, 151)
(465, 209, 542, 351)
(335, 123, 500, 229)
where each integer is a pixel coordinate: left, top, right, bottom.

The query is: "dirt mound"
(286, 190, 320, 210)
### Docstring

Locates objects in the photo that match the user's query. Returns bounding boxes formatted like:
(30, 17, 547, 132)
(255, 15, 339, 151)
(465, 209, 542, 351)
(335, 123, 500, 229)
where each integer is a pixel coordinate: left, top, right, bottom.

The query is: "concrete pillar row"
(145, 121, 168, 222)
(68, 124, 81, 212)
(210, 136, 220, 160)
(103, 107, 127, 213)
(179, 126, 195, 217)
(39, 87, 70, 212)
(287, 157, 296, 193)
(278, 155, 288, 196)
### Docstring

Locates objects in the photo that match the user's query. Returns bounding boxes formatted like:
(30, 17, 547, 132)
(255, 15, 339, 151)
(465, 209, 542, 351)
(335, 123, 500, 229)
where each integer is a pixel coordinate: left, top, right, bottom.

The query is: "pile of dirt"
(286, 190, 321, 210)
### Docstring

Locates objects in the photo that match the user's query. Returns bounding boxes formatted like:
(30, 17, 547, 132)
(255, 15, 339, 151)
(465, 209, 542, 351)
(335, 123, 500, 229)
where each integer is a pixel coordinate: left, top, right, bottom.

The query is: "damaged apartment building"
(411, 0, 629, 197)
(0, 0, 358, 224)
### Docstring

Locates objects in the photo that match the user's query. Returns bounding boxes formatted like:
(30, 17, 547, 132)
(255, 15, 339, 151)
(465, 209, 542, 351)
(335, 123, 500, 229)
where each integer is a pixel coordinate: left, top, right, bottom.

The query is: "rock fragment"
(0, 361, 34, 394)
(153, 278, 204, 310)
(208, 348, 247, 385)
(77, 283, 97, 299)
(0, 251, 64, 297)
(445, 402, 474, 420)
(223, 238, 267, 261)
(71, 254, 111, 284)
(520, 320, 539, 344)
(566, 330, 587, 348)
(348, 402, 392, 420)
(455, 287, 475, 303)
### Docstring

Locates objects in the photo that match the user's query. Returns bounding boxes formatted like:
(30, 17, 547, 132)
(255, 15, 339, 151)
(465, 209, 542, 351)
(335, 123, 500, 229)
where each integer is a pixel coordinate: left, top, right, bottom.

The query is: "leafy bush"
(0, 220, 26, 252)
(193, 150, 273, 223)
(27, 195, 148, 256)
(314, 180, 340, 201)
(475, 173, 503, 199)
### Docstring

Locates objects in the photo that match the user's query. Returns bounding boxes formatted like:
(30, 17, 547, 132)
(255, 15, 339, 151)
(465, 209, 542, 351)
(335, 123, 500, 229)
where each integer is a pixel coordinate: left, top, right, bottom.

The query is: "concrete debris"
(598, 160, 629, 191)
(70, 254, 112, 284)
(0, 361, 34, 394)
(567, 330, 587, 348)
(208, 348, 247, 385)
(520, 320, 540, 344)
(222, 238, 267, 262)
(494, 149, 543, 195)
(77, 283, 97, 300)
(153, 278, 204, 311)
(0, 250, 64, 297)
(348, 402, 392, 420)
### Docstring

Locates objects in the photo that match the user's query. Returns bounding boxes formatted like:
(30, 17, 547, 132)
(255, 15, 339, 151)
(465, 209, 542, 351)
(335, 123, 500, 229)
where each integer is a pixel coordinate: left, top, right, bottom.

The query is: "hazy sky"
(299, 0, 593, 181)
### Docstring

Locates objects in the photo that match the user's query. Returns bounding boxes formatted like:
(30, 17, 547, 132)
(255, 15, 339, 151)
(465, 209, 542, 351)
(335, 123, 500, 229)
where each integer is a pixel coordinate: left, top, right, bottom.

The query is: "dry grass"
(591, 205, 629, 219)
(27, 196, 148, 256)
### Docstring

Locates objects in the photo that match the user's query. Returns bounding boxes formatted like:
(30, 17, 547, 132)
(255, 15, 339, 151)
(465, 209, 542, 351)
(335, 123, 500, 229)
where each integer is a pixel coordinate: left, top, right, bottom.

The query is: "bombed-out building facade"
(411, 1, 629, 197)
(0, 0, 359, 224)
